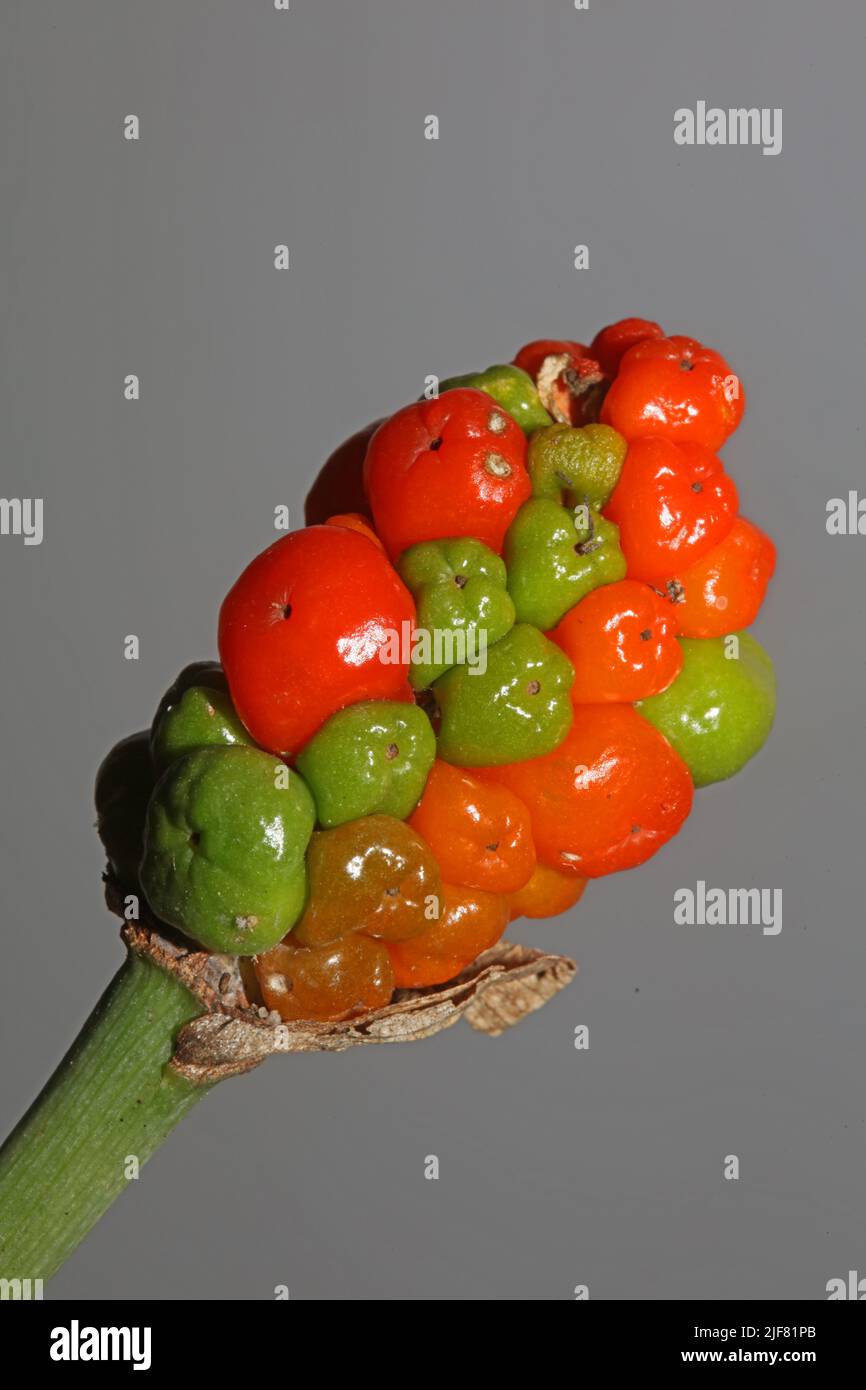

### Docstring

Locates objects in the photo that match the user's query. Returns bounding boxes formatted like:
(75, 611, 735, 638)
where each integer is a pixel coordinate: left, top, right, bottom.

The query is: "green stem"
(0, 951, 208, 1283)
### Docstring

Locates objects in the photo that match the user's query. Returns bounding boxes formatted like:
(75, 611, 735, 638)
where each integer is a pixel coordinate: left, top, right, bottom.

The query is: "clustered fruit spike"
(97, 318, 777, 1022)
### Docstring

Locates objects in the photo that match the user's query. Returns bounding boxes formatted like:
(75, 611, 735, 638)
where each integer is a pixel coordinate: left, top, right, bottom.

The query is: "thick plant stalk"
(0, 893, 576, 1283)
(0, 952, 207, 1283)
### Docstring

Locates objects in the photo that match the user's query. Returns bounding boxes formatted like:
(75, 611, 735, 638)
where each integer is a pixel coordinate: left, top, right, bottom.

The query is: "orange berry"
(674, 516, 776, 638)
(325, 512, 384, 550)
(508, 862, 587, 921)
(601, 335, 744, 451)
(550, 579, 682, 704)
(480, 705, 694, 879)
(408, 760, 535, 893)
(387, 882, 510, 988)
(255, 934, 394, 1022)
(293, 815, 441, 947)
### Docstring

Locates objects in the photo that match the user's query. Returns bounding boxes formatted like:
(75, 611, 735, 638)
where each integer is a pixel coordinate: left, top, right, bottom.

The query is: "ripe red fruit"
(674, 516, 777, 637)
(589, 317, 665, 375)
(550, 579, 682, 704)
(363, 389, 531, 560)
(601, 335, 744, 450)
(480, 706, 694, 879)
(219, 526, 415, 756)
(604, 436, 739, 585)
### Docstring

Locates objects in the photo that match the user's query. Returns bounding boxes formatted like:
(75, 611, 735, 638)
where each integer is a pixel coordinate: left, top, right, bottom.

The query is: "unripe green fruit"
(95, 731, 153, 886)
(434, 623, 574, 766)
(151, 684, 252, 774)
(505, 497, 626, 632)
(296, 700, 436, 827)
(438, 364, 552, 434)
(397, 537, 516, 688)
(528, 423, 626, 509)
(638, 632, 775, 787)
(140, 746, 315, 954)
(150, 661, 227, 749)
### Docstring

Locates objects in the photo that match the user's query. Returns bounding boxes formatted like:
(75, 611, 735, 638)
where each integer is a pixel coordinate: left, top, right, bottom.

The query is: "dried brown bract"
(105, 876, 577, 1085)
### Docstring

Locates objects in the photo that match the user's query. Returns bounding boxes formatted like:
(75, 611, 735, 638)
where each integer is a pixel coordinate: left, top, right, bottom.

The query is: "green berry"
(397, 537, 516, 688)
(151, 685, 252, 774)
(150, 661, 227, 747)
(528, 423, 627, 509)
(95, 731, 154, 887)
(140, 746, 315, 954)
(504, 497, 626, 632)
(438, 364, 552, 434)
(296, 700, 436, 828)
(638, 632, 776, 787)
(433, 623, 574, 766)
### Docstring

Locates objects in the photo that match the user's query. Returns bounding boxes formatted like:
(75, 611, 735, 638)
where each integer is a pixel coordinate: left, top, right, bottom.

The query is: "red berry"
(219, 527, 415, 755)
(601, 335, 744, 450)
(674, 516, 776, 637)
(550, 579, 682, 704)
(480, 706, 694, 879)
(590, 317, 665, 375)
(364, 390, 531, 560)
(604, 436, 739, 585)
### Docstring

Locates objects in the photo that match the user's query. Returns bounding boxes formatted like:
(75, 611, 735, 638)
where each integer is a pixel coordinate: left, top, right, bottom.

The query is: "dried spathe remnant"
(106, 876, 576, 1084)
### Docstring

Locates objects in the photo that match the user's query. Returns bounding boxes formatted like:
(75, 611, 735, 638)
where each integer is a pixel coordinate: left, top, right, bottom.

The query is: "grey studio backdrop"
(1, 0, 864, 1301)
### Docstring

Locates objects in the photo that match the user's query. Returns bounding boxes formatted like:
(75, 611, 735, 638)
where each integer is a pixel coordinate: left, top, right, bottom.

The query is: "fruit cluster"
(97, 318, 776, 1023)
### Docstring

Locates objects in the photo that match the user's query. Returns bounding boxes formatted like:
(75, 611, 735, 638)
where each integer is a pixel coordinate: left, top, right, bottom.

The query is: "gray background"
(1, 0, 864, 1301)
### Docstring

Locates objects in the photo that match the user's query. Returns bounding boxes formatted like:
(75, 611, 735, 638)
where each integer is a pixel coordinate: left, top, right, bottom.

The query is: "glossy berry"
(504, 497, 626, 632)
(387, 882, 510, 988)
(508, 862, 587, 921)
(602, 335, 744, 451)
(408, 759, 536, 893)
(325, 512, 384, 549)
(140, 746, 315, 955)
(296, 700, 435, 828)
(434, 623, 574, 767)
(151, 685, 252, 775)
(218, 526, 416, 756)
(589, 317, 665, 376)
(150, 661, 228, 749)
(480, 705, 694, 879)
(293, 814, 441, 947)
(255, 934, 394, 1022)
(363, 389, 531, 559)
(674, 517, 776, 638)
(550, 579, 682, 704)
(638, 632, 776, 787)
(438, 363, 552, 435)
(397, 537, 516, 689)
(604, 436, 738, 585)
